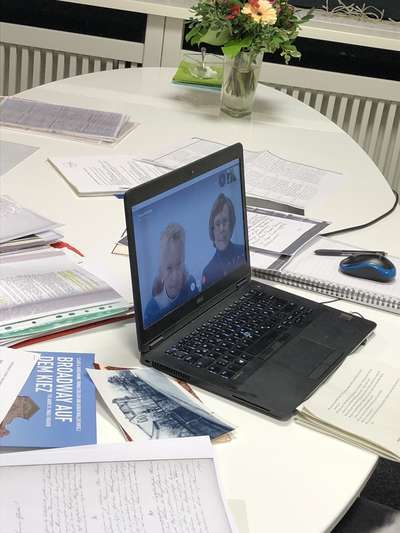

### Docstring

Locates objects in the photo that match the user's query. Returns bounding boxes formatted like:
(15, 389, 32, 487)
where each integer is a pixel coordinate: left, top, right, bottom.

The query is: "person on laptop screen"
(144, 223, 198, 326)
(202, 193, 245, 289)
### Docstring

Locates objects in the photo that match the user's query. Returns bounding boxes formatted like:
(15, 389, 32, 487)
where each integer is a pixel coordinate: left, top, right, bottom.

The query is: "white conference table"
(2, 67, 400, 533)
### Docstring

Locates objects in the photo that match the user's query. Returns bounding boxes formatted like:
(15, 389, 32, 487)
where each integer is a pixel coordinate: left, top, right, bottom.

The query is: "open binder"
(0, 248, 132, 346)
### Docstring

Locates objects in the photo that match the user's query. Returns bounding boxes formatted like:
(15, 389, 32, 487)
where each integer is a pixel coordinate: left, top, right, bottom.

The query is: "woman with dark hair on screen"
(202, 193, 245, 289)
(144, 223, 198, 326)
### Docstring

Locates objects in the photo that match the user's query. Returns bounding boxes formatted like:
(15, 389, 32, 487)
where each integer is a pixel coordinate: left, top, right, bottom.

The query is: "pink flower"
(242, 0, 277, 24)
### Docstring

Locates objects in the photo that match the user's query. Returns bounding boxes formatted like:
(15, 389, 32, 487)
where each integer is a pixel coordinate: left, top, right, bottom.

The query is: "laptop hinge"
(148, 336, 164, 350)
(236, 277, 248, 289)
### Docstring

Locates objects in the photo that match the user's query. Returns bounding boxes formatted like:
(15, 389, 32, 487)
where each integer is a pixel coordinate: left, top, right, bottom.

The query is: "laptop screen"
(131, 158, 247, 329)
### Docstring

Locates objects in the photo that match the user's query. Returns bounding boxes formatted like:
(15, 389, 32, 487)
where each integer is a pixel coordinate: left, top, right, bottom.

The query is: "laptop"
(124, 143, 376, 420)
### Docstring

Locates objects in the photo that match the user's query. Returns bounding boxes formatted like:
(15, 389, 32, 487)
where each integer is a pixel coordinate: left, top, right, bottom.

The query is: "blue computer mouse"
(339, 254, 396, 282)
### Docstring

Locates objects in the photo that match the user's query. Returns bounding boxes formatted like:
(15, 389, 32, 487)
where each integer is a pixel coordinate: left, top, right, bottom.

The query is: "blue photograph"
(132, 160, 247, 328)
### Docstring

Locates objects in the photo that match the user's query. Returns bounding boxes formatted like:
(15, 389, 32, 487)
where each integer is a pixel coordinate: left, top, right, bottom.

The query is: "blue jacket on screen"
(202, 242, 245, 289)
(144, 274, 198, 327)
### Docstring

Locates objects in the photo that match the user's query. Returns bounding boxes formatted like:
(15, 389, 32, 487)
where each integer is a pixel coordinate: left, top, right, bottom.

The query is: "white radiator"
(271, 84, 400, 190)
(0, 22, 144, 97)
(0, 42, 137, 96)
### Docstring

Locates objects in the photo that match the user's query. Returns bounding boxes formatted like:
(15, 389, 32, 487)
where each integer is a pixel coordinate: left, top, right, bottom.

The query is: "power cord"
(320, 190, 399, 238)
(320, 297, 341, 305)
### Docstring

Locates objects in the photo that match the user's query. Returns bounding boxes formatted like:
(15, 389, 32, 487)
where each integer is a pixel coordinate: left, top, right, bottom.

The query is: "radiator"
(271, 84, 400, 190)
(0, 42, 138, 96)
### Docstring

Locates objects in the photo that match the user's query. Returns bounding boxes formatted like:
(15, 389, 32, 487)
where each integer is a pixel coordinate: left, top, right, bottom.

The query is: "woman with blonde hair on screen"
(144, 223, 198, 326)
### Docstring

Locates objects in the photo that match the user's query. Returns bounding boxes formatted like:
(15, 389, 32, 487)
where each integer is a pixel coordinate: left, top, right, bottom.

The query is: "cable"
(320, 190, 399, 238)
(351, 311, 365, 319)
(320, 298, 341, 305)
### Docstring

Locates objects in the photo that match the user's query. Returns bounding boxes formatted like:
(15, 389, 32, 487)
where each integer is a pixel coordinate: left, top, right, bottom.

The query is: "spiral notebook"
(251, 237, 400, 314)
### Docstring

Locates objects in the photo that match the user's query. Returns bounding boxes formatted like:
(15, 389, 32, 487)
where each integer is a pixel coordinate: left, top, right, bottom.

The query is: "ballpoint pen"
(314, 249, 387, 256)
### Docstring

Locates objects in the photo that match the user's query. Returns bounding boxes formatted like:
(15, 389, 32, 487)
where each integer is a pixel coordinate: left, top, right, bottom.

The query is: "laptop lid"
(124, 143, 250, 352)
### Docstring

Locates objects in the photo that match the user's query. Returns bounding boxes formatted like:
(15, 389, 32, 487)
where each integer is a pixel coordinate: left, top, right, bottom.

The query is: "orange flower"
(242, 0, 277, 24)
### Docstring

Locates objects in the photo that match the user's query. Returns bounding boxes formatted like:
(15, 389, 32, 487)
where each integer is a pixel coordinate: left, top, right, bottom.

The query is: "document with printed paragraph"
(246, 150, 345, 209)
(296, 356, 400, 461)
(0, 437, 238, 533)
(49, 154, 169, 196)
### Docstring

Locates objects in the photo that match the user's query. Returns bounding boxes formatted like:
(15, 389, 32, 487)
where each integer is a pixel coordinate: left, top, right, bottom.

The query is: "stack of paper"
(0, 195, 63, 257)
(0, 247, 132, 346)
(296, 356, 400, 462)
(0, 97, 139, 144)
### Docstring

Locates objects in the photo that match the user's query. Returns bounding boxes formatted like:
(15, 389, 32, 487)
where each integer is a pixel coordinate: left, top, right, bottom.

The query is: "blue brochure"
(0, 351, 97, 448)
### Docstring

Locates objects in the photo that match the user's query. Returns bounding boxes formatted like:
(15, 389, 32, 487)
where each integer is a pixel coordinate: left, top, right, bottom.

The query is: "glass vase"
(220, 51, 263, 118)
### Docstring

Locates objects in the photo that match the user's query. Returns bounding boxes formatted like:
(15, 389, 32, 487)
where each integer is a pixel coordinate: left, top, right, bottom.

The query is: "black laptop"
(124, 143, 376, 420)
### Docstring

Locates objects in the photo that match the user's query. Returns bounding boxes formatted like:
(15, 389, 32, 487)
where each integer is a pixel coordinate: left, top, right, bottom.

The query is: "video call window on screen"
(132, 160, 247, 329)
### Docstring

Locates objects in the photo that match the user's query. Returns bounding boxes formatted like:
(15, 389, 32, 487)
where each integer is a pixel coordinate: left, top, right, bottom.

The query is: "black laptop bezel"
(124, 143, 250, 352)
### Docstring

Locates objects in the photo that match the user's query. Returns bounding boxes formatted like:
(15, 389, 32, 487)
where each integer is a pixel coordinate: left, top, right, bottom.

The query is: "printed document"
(0, 195, 61, 243)
(87, 367, 234, 441)
(296, 356, 400, 461)
(0, 347, 38, 424)
(49, 155, 169, 196)
(143, 137, 260, 169)
(246, 151, 345, 209)
(0, 436, 238, 533)
(247, 208, 329, 256)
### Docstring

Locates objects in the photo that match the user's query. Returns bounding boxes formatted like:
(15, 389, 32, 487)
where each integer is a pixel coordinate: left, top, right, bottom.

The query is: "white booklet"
(49, 155, 169, 196)
(0, 436, 238, 533)
(0, 97, 138, 143)
(296, 355, 400, 461)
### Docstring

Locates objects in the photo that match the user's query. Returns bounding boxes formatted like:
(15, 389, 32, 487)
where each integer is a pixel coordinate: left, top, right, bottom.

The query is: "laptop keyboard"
(165, 288, 314, 380)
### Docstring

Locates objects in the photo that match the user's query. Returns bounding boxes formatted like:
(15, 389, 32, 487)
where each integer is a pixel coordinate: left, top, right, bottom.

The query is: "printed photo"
(88, 367, 234, 441)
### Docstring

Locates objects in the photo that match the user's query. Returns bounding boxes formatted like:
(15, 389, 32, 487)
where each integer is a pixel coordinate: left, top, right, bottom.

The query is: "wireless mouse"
(339, 254, 396, 283)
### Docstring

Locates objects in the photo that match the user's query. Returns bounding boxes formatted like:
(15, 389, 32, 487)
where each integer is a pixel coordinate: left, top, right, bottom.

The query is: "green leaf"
(222, 36, 252, 58)
(200, 27, 232, 46)
(185, 26, 200, 43)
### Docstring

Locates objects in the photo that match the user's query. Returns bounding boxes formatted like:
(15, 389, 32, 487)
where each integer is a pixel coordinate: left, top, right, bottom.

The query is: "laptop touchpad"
(272, 338, 335, 376)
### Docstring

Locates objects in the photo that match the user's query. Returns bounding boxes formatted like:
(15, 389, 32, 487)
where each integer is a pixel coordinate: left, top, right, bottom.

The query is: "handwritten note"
(0, 438, 235, 533)
(247, 208, 329, 256)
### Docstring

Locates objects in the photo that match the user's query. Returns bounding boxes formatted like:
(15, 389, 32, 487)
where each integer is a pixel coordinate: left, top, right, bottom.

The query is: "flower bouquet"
(186, 0, 313, 116)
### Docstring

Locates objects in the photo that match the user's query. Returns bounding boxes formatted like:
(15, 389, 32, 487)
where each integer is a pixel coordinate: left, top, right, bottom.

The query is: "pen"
(314, 249, 387, 256)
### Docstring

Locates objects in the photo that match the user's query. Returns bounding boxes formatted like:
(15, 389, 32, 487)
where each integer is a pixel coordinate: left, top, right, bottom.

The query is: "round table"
(2, 68, 399, 533)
